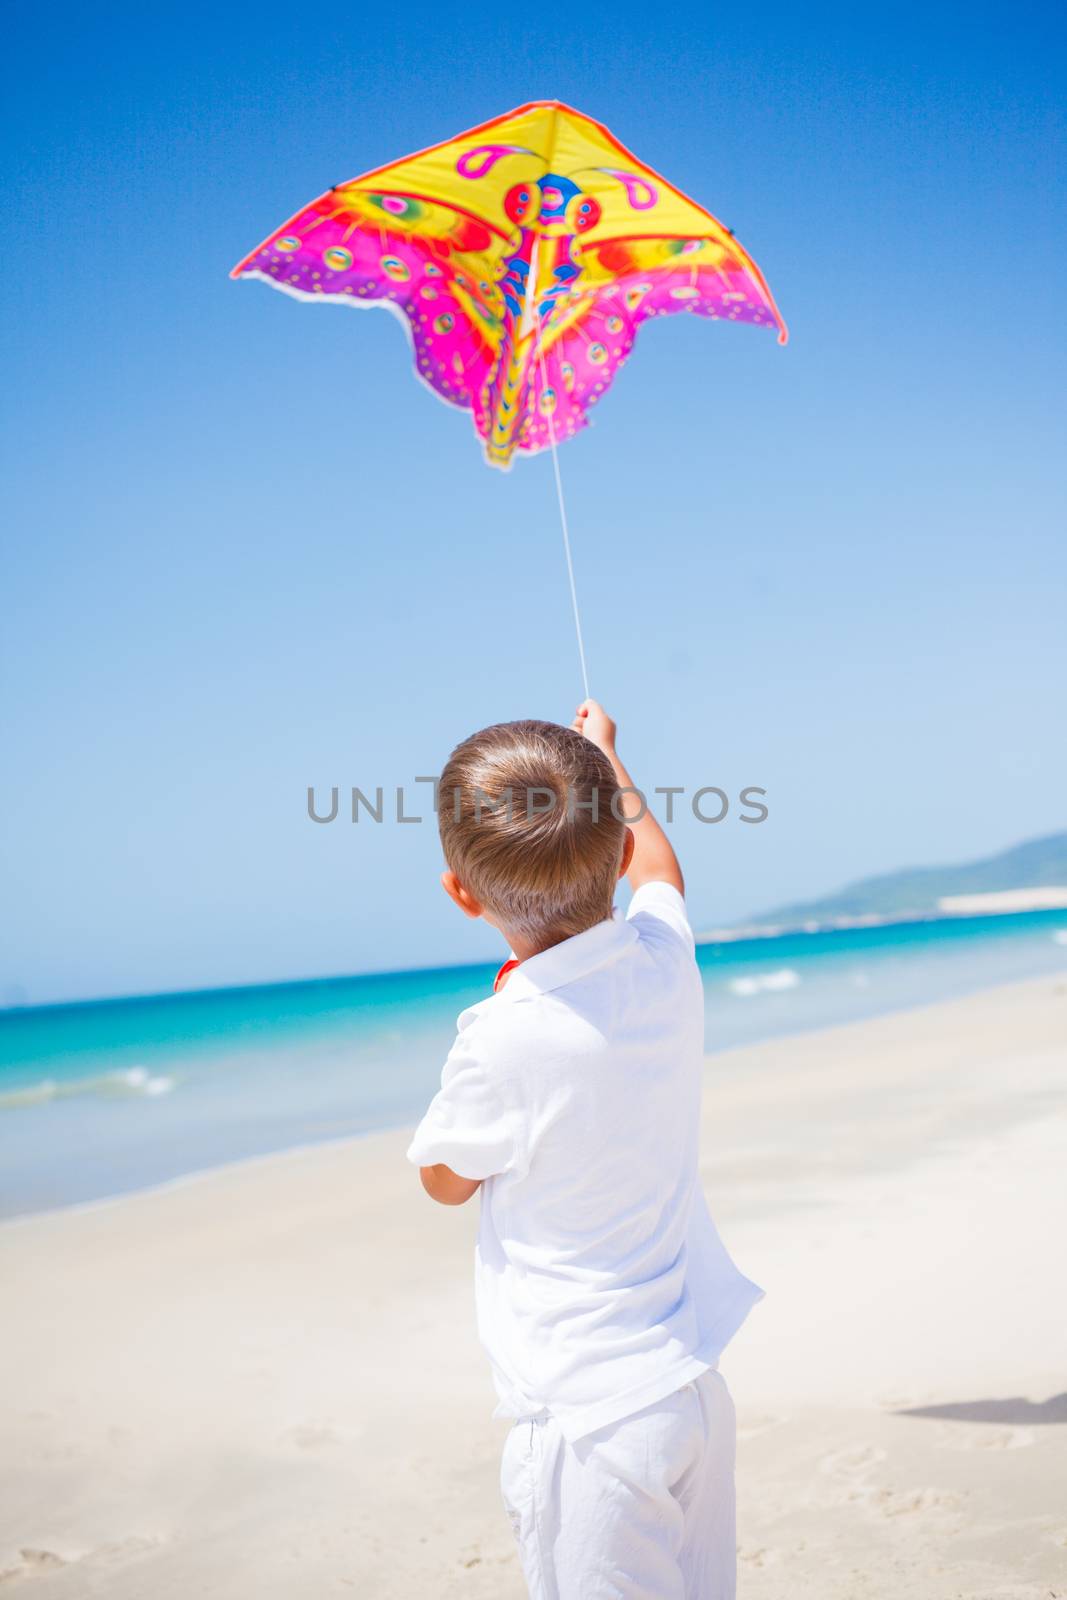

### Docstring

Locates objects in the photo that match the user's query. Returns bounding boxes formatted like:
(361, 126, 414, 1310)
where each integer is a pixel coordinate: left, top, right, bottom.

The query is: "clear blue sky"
(3, 0, 1065, 1004)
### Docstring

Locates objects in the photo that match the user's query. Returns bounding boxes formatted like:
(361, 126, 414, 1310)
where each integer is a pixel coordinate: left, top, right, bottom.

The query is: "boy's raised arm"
(573, 700, 684, 896)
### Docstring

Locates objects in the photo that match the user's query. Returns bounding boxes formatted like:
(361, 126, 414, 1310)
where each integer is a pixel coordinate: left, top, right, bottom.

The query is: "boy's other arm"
(573, 699, 684, 896)
(419, 1164, 482, 1205)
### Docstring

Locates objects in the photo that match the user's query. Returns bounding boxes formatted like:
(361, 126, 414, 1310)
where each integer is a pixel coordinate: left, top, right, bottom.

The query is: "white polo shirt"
(406, 881, 764, 1444)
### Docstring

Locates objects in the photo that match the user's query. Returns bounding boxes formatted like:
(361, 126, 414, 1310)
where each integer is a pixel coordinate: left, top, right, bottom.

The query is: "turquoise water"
(2, 909, 1065, 1218)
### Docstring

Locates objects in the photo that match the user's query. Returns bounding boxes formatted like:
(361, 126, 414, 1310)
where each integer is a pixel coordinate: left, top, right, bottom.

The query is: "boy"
(407, 701, 763, 1599)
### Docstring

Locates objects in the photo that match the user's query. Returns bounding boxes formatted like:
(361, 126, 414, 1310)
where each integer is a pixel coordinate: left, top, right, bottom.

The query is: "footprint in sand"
(1, 1537, 162, 1587)
(736, 1412, 788, 1440)
(945, 1424, 1036, 1451)
(816, 1447, 964, 1522)
(818, 1443, 886, 1478)
(20, 1549, 68, 1571)
(0, 1549, 70, 1584)
(872, 1485, 964, 1517)
(738, 1546, 782, 1568)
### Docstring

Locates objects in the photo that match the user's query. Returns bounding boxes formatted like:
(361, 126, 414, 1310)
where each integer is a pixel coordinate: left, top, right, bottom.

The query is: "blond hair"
(439, 720, 625, 948)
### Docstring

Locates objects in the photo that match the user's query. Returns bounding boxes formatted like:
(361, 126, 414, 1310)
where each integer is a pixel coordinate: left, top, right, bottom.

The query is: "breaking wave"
(0, 1066, 176, 1111)
(727, 968, 801, 998)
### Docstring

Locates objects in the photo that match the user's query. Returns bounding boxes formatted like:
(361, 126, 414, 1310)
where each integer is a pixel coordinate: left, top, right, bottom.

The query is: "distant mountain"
(749, 831, 1067, 928)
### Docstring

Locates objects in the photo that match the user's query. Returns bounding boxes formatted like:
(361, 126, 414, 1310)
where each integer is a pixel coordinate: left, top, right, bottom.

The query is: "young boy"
(407, 701, 763, 1599)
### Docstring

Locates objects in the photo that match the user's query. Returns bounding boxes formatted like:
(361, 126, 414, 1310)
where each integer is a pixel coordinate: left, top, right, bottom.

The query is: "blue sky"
(3, 0, 1065, 1004)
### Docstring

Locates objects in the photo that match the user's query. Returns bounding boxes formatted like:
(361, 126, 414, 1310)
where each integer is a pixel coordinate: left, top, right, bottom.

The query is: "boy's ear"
(618, 828, 636, 879)
(441, 869, 483, 920)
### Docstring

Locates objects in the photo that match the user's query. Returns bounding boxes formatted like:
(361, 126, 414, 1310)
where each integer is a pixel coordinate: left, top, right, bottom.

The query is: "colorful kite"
(231, 100, 787, 471)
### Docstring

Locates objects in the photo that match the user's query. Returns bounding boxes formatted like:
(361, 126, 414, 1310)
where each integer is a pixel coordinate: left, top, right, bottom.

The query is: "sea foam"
(728, 968, 801, 998)
(0, 1066, 175, 1111)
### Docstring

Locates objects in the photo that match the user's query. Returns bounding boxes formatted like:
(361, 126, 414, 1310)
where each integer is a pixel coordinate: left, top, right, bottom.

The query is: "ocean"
(2, 908, 1065, 1219)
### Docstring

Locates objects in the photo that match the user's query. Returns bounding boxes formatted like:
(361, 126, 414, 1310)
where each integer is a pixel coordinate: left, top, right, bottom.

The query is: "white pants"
(500, 1370, 736, 1599)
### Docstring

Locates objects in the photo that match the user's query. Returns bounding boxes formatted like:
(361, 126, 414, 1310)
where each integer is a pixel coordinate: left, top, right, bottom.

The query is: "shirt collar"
(497, 909, 637, 1001)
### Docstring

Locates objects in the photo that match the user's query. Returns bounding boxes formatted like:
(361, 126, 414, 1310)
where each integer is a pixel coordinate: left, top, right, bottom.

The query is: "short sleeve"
(626, 880, 695, 954)
(406, 1031, 522, 1181)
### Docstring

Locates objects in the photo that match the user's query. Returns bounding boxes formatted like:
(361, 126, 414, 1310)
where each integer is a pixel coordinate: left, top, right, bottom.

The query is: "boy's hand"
(571, 699, 617, 755)
(570, 698, 685, 897)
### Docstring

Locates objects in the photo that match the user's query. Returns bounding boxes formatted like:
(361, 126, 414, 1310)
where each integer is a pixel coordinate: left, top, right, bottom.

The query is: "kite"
(231, 100, 786, 471)
(232, 101, 786, 691)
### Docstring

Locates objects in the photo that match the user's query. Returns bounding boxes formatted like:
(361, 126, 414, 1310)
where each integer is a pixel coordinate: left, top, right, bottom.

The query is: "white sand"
(939, 888, 1067, 913)
(2, 975, 1065, 1598)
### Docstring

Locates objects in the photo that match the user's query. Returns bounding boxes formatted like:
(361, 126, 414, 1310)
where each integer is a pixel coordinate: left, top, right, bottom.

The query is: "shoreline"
(700, 896, 1067, 941)
(2, 968, 1060, 1228)
(4, 898, 1065, 1017)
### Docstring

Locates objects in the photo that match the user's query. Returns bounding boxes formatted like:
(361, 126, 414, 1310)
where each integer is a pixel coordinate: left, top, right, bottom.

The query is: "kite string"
(534, 311, 591, 702)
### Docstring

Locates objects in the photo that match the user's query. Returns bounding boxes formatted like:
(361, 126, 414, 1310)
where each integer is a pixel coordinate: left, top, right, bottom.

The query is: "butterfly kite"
(231, 100, 786, 472)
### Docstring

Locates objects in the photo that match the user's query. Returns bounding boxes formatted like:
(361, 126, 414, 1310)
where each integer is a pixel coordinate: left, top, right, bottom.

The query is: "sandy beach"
(2, 974, 1065, 1598)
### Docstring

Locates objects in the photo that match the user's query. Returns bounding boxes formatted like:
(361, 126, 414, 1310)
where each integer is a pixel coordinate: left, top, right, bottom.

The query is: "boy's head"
(438, 719, 630, 951)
